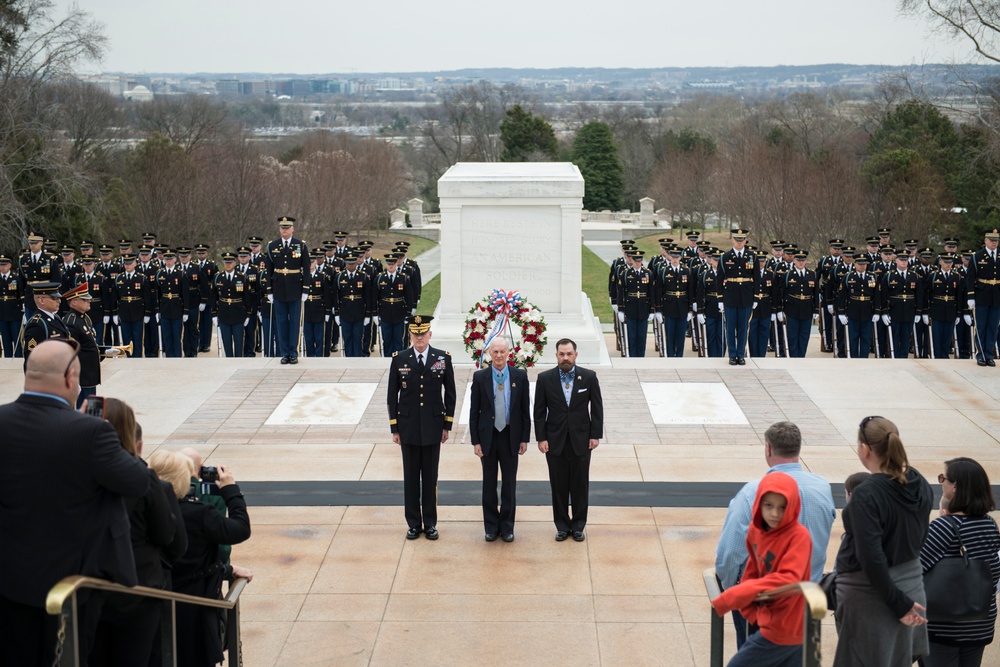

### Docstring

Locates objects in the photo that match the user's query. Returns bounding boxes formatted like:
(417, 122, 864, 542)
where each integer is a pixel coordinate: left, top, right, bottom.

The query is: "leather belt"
(381, 298, 405, 303)
(890, 295, 914, 300)
(787, 294, 812, 301)
(726, 277, 753, 283)
(626, 292, 647, 298)
(753, 293, 770, 299)
(219, 298, 242, 304)
(273, 268, 300, 275)
(119, 297, 142, 302)
(341, 295, 361, 301)
(160, 294, 180, 299)
(978, 278, 1000, 285)
(850, 296, 871, 301)
(664, 291, 687, 297)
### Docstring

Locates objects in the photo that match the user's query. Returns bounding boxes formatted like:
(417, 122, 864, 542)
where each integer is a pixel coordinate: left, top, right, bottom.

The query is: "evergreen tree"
(572, 121, 625, 211)
(499, 104, 557, 162)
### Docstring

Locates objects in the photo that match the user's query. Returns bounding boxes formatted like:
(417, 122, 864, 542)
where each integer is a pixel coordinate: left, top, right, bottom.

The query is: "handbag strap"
(947, 514, 970, 561)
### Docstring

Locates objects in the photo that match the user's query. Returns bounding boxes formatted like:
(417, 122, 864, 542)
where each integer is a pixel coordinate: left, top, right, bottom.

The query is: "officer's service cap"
(195, 244, 209, 252)
(384, 253, 400, 263)
(939, 252, 956, 262)
(919, 247, 934, 258)
(697, 240, 711, 248)
(669, 246, 683, 256)
(866, 236, 880, 245)
(139, 245, 152, 254)
(620, 239, 636, 245)
(80, 257, 96, 264)
(322, 240, 336, 250)
(176, 247, 192, 255)
(121, 253, 137, 262)
(33, 282, 62, 296)
(79, 240, 94, 249)
(731, 228, 749, 239)
(829, 239, 845, 247)
(656, 237, 673, 245)
(963, 249, 977, 257)
(878, 228, 892, 236)
(853, 254, 869, 264)
(794, 250, 809, 260)
(344, 253, 359, 263)
(237, 247, 250, 256)
(842, 246, 856, 257)
(248, 236, 264, 244)
(63, 282, 92, 301)
(407, 314, 433, 334)
(686, 231, 701, 239)
(333, 231, 349, 238)
(27, 232, 43, 243)
(708, 248, 723, 259)
(943, 237, 960, 246)
(880, 245, 895, 255)
(903, 239, 919, 247)
(60, 246, 76, 254)
(277, 216, 296, 226)
(395, 241, 411, 248)
(155, 243, 169, 252)
(118, 239, 132, 247)
(142, 232, 157, 240)
(0, 255, 11, 263)
(162, 249, 177, 259)
(629, 250, 645, 259)
(99, 244, 114, 254)
(770, 239, 785, 248)
(986, 228, 1000, 240)
(358, 240, 374, 248)
(221, 252, 237, 262)
(782, 244, 798, 254)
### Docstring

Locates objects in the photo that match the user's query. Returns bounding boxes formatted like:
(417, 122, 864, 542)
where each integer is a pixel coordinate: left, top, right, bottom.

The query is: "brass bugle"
(99, 341, 133, 358)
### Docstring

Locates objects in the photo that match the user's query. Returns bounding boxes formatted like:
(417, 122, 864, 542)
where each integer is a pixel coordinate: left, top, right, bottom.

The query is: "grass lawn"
(582, 245, 613, 323)
(417, 273, 440, 315)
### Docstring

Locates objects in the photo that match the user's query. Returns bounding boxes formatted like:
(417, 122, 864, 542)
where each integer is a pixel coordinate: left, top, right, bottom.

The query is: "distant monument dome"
(125, 85, 153, 102)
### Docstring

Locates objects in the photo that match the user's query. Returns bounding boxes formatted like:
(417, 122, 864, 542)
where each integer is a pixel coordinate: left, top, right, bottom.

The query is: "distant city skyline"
(59, 0, 972, 75)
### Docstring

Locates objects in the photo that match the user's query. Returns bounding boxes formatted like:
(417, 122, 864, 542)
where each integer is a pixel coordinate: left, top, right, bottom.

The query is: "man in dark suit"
(387, 315, 456, 540)
(0, 339, 149, 666)
(534, 338, 604, 542)
(469, 337, 530, 543)
(263, 216, 310, 364)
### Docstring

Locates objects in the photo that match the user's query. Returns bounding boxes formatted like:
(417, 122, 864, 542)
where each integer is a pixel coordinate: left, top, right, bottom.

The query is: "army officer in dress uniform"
(0, 256, 23, 357)
(155, 250, 188, 358)
(967, 228, 1000, 366)
(718, 228, 755, 365)
(212, 252, 252, 357)
(387, 315, 456, 541)
(61, 282, 104, 407)
(22, 282, 70, 367)
(375, 253, 414, 358)
(616, 249, 656, 357)
(263, 216, 310, 365)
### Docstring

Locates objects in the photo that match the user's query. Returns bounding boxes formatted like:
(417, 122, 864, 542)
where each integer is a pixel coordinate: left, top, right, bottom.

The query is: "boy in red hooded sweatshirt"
(711, 471, 812, 666)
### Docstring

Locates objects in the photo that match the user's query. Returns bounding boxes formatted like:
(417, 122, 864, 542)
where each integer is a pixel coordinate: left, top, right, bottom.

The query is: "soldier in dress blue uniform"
(321, 241, 345, 356)
(966, 228, 1000, 366)
(778, 250, 819, 358)
(608, 239, 635, 322)
(695, 249, 726, 358)
(236, 247, 261, 358)
(881, 252, 924, 359)
(375, 253, 414, 358)
(155, 250, 188, 358)
(333, 230, 351, 260)
(955, 248, 975, 359)
(177, 247, 203, 357)
(656, 245, 694, 357)
(616, 249, 656, 357)
(57, 246, 80, 313)
(816, 239, 845, 352)
(387, 315, 456, 541)
(95, 244, 119, 345)
(112, 255, 153, 358)
(0, 256, 23, 357)
(395, 242, 422, 309)
(912, 248, 936, 358)
(924, 252, 965, 359)
(61, 282, 103, 407)
(137, 245, 160, 357)
(76, 257, 108, 350)
(264, 216, 310, 364)
(22, 282, 70, 366)
(837, 253, 881, 358)
(212, 252, 252, 358)
(718, 228, 754, 365)
(878, 227, 892, 249)
(824, 246, 854, 358)
(682, 231, 701, 262)
(749, 251, 776, 357)
(334, 253, 373, 357)
(301, 251, 332, 357)
(195, 243, 218, 353)
(19, 232, 61, 323)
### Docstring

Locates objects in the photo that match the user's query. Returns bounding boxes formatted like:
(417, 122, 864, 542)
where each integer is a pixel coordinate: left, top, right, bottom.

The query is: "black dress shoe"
(406, 528, 421, 540)
(555, 531, 569, 542)
(199, 347, 210, 353)
(729, 357, 738, 365)
(989, 359, 997, 367)
(280, 356, 290, 365)
(331, 346, 339, 353)
(485, 533, 498, 542)
(978, 358, 988, 367)
(572, 531, 585, 542)
(502, 533, 514, 543)
(424, 527, 439, 540)
(289, 356, 299, 365)
(737, 357, 746, 365)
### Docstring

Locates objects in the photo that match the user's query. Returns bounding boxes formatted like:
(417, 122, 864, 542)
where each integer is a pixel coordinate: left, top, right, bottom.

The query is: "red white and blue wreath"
(463, 289, 547, 368)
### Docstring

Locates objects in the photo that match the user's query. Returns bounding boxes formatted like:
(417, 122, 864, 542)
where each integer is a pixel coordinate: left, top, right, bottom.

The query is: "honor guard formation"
(608, 227, 1000, 364)
(3, 218, 423, 365)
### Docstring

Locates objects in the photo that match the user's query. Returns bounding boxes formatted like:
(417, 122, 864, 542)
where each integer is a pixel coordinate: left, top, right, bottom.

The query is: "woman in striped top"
(920, 457, 1000, 667)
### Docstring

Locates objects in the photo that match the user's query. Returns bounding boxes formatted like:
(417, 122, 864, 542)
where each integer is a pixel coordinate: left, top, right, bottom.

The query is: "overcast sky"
(58, 0, 972, 74)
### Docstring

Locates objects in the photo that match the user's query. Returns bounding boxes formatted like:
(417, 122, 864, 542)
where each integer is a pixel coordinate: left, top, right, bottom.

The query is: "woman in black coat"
(154, 453, 251, 667)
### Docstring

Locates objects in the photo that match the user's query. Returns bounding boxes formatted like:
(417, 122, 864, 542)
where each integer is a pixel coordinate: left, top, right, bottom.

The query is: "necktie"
(417, 353, 425, 370)
(494, 372, 506, 431)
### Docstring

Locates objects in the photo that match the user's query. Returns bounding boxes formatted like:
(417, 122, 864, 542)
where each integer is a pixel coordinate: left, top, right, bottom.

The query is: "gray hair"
(486, 337, 510, 353)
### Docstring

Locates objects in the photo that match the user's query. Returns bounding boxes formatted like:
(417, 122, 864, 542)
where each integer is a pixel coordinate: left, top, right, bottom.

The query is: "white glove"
(103, 315, 110, 324)
(182, 314, 189, 323)
(812, 313, 819, 321)
(335, 316, 341, 325)
(617, 311, 625, 323)
(827, 304, 834, 314)
(212, 316, 218, 327)
(143, 315, 150, 324)
(965, 314, 973, 326)
(872, 314, 880, 323)
(257, 312, 262, 322)
(155, 313, 160, 323)
(882, 314, 891, 326)
(301, 293, 309, 302)
(612, 304, 619, 314)
(718, 303, 725, 314)
(105, 347, 122, 356)
(647, 313, 654, 322)
(770, 313, 776, 322)
(411, 308, 416, 315)
(198, 303, 206, 312)
(968, 299, 976, 310)
(655, 313, 663, 324)
(364, 317, 371, 326)
(373, 315, 380, 325)
(267, 294, 274, 304)
(776, 311, 785, 322)
(839, 315, 849, 325)
(752, 301, 758, 310)
(920, 315, 927, 325)
(325, 314, 330, 323)
(244, 318, 250, 327)
(697, 313, 706, 325)
(691, 302, 698, 313)
(686, 312, 693, 322)
(112, 315, 120, 325)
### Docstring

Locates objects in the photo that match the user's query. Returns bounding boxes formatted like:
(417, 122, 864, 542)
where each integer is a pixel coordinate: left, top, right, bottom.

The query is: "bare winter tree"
(133, 94, 232, 155)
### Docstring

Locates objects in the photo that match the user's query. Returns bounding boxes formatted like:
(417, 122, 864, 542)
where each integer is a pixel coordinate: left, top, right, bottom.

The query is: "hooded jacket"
(711, 471, 812, 646)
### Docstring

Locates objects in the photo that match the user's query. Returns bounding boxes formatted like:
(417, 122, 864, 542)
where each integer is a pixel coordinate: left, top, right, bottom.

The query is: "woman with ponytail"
(833, 416, 933, 666)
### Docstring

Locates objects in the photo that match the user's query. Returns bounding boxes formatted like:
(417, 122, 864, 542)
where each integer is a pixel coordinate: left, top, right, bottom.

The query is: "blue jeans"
(727, 630, 802, 667)
(341, 319, 365, 357)
(847, 318, 873, 358)
(785, 316, 811, 358)
(664, 316, 687, 357)
(219, 321, 244, 357)
(974, 304, 1000, 361)
(725, 305, 751, 358)
(748, 315, 771, 357)
(380, 320, 406, 357)
(160, 317, 182, 358)
(121, 319, 143, 357)
(0, 319, 21, 358)
(273, 299, 301, 358)
(303, 321, 324, 357)
(625, 317, 647, 357)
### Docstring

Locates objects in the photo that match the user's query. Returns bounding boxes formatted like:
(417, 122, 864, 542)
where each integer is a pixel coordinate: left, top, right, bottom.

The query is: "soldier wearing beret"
(387, 315, 456, 541)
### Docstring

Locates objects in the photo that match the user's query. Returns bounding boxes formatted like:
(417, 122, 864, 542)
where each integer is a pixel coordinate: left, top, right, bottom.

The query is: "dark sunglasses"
(937, 473, 951, 484)
(859, 415, 883, 432)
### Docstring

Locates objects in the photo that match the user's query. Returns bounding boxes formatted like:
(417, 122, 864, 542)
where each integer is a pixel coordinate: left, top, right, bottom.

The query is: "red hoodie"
(711, 471, 812, 646)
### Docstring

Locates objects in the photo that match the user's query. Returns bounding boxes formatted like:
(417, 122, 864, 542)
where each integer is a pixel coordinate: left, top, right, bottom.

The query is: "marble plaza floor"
(3, 351, 1000, 666)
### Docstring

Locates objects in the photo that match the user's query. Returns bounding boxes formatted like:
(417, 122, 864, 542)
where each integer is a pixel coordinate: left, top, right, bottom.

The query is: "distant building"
(216, 78, 240, 95)
(124, 85, 154, 102)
